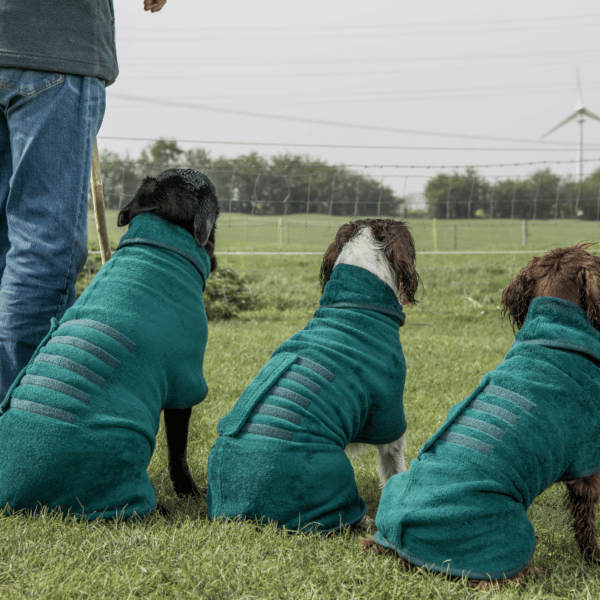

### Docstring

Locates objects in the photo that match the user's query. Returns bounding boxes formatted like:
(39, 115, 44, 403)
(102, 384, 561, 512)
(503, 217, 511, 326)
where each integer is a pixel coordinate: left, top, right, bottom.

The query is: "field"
(2, 214, 600, 598)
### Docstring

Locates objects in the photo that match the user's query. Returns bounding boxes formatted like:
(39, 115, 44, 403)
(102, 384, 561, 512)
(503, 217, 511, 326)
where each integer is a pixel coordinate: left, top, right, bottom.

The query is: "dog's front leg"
(566, 472, 600, 564)
(163, 407, 203, 498)
(377, 433, 407, 489)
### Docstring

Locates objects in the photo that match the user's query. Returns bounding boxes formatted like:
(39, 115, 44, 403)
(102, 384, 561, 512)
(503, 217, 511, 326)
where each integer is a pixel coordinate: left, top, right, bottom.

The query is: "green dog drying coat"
(207, 264, 407, 532)
(0, 213, 211, 520)
(374, 296, 600, 580)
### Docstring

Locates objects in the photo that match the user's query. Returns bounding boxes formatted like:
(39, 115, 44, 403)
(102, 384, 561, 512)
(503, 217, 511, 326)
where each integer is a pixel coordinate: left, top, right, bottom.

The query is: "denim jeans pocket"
(0, 68, 65, 98)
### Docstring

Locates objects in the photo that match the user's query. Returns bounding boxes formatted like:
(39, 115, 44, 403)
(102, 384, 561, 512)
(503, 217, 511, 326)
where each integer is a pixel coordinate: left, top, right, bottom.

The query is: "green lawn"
(3, 214, 600, 598)
(91, 210, 600, 254)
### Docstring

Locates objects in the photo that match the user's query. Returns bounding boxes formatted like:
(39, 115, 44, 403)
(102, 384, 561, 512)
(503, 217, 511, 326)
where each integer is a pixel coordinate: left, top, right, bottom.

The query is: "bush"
(204, 267, 260, 319)
(77, 252, 258, 320)
(76, 247, 103, 298)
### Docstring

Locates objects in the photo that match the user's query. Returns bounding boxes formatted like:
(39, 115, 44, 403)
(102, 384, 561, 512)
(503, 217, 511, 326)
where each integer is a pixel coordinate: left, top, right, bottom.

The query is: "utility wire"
(109, 93, 600, 147)
(97, 135, 586, 151)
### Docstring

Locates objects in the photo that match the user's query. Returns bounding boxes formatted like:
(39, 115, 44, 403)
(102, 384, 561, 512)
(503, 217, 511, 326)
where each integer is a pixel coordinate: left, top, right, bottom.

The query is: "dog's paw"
(583, 547, 600, 565)
(470, 566, 550, 590)
(359, 535, 394, 555)
(173, 480, 206, 499)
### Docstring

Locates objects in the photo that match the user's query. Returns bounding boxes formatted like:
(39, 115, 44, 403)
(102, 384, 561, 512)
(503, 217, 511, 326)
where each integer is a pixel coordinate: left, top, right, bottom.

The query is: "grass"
(4, 213, 600, 598)
(90, 210, 600, 254)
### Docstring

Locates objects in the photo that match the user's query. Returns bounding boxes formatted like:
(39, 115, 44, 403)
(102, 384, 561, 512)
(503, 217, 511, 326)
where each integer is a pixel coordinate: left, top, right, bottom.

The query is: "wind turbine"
(541, 67, 600, 184)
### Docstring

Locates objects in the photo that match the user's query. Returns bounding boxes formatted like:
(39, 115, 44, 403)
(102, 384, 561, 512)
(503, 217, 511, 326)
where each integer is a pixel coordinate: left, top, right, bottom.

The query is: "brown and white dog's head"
(319, 218, 419, 306)
(118, 169, 220, 272)
(502, 242, 600, 331)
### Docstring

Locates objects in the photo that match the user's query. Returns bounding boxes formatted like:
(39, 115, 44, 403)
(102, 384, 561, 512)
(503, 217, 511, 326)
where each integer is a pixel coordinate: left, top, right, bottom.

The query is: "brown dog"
(502, 242, 600, 564)
(369, 243, 600, 584)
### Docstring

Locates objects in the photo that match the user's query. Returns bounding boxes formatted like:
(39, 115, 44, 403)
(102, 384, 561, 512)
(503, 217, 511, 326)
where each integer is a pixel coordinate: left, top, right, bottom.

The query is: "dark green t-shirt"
(0, 0, 118, 85)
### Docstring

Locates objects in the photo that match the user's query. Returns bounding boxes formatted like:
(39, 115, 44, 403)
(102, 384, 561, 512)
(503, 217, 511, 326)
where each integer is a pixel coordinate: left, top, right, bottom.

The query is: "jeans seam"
(0, 73, 65, 98)
(59, 77, 99, 315)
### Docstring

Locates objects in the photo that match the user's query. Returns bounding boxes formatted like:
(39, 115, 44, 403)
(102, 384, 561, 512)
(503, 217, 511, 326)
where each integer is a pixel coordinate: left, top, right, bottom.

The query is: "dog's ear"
(576, 249, 600, 327)
(193, 201, 220, 248)
(501, 260, 538, 331)
(320, 222, 358, 292)
(194, 203, 219, 273)
(118, 177, 160, 227)
(385, 222, 419, 305)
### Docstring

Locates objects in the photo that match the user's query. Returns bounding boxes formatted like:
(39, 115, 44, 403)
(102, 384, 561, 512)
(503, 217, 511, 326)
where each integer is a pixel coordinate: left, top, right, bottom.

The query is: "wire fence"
(84, 168, 600, 317)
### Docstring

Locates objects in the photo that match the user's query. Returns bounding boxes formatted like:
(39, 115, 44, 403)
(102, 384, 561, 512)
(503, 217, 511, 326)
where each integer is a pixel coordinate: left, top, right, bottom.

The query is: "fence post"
(228, 172, 235, 213)
(511, 180, 516, 221)
(329, 171, 337, 216)
(522, 220, 527, 247)
(251, 173, 260, 216)
(467, 177, 475, 219)
(281, 175, 290, 217)
(532, 181, 540, 221)
(278, 218, 283, 250)
(489, 179, 497, 218)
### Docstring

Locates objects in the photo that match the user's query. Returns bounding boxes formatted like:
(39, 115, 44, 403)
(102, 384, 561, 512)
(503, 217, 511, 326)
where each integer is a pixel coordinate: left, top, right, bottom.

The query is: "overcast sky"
(100, 1, 600, 198)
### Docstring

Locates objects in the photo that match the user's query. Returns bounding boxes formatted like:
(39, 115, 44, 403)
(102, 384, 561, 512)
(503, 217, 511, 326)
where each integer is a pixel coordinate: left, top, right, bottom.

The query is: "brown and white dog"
(368, 242, 600, 587)
(320, 219, 419, 486)
(207, 218, 419, 532)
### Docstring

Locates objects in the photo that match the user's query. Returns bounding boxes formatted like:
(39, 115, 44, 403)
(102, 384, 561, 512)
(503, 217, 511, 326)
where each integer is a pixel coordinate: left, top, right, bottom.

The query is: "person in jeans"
(0, 0, 166, 400)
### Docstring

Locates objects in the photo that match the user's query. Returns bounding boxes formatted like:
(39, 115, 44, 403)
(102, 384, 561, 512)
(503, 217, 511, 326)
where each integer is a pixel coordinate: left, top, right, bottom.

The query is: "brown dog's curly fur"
(319, 218, 419, 304)
(502, 242, 600, 332)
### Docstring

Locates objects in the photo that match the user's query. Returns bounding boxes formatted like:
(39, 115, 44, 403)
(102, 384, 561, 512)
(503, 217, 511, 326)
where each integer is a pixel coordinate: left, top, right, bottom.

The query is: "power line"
(109, 81, 600, 106)
(346, 157, 600, 170)
(109, 94, 600, 147)
(97, 135, 589, 151)
(119, 14, 600, 32)
(117, 15, 600, 40)
(119, 47, 600, 67)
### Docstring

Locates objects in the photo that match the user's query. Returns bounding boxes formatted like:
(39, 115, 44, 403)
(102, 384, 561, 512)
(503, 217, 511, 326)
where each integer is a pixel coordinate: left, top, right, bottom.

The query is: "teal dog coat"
(375, 297, 600, 580)
(207, 264, 408, 532)
(0, 213, 211, 520)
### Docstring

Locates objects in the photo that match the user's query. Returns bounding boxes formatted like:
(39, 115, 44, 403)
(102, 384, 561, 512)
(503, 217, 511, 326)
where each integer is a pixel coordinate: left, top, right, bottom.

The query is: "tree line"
(425, 167, 600, 220)
(99, 139, 600, 220)
(98, 139, 402, 217)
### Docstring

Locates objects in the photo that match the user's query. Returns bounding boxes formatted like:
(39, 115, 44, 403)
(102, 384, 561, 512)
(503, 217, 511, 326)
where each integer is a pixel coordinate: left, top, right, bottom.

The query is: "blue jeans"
(0, 69, 106, 399)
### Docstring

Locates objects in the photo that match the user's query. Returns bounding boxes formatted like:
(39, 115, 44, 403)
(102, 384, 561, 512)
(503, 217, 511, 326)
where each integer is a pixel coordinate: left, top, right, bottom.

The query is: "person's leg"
(0, 68, 106, 399)
(0, 101, 11, 278)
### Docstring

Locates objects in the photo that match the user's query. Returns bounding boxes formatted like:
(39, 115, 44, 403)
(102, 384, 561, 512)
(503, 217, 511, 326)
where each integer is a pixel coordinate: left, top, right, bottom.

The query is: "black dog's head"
(118, 169, 220, 272)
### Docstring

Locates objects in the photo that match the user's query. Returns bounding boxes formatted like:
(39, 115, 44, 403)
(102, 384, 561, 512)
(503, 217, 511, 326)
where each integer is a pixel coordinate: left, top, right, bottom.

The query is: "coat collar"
(512, 296, 600, 366)
(319, 264, 406, 326)
(115, 214, 211, 287)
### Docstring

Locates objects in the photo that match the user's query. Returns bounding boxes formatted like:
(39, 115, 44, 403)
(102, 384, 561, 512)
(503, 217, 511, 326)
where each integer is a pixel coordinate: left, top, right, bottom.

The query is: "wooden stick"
(90, 141, 112, 264)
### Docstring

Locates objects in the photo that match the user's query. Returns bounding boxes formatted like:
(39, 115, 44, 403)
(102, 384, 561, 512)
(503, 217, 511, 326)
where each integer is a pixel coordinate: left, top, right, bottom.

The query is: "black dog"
(0, 168, 219, 519)
(118, 168, 220, 504)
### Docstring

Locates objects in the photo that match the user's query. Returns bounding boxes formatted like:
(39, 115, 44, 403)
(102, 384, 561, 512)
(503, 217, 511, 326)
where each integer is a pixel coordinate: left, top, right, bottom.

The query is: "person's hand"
(144, 0, 166, 12)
